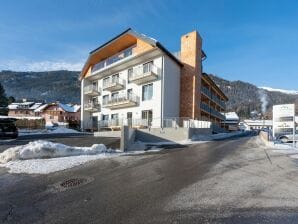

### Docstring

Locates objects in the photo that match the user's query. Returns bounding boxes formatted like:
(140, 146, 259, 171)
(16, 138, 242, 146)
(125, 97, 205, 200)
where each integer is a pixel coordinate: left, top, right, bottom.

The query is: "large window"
(142, 110, 153, 126)
(127, 68, 133, 82)
(111, 92, 119, 101)
(112, 74, 119, 83)
(142, 83, 153, 101)
(103, 77, 110, 87)
(102, 95, 109, 105)
(143, 61, 153, 73)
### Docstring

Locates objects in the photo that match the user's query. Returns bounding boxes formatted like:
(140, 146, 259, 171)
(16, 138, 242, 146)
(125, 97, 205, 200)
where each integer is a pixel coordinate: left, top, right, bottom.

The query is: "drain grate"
(51, 176, 94, 192)
(60, 178, 87, 188)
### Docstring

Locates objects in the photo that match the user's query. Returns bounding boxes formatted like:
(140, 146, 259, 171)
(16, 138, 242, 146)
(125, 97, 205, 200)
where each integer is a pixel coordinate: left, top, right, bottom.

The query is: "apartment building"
(80, 28, 228, 130)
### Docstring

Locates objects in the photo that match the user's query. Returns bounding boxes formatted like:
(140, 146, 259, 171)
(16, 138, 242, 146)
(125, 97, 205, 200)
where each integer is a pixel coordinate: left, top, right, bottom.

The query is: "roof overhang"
(79, 28, 183, 80)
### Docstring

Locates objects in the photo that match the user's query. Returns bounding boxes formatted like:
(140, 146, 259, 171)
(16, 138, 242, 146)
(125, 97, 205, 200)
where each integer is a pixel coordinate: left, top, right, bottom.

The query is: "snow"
(223, 112, 239, 121)
(0, 139, 164, 174)
(260, 86, 298, 95)
(58, 103, 80, 112)
(19, 127, 80, 136)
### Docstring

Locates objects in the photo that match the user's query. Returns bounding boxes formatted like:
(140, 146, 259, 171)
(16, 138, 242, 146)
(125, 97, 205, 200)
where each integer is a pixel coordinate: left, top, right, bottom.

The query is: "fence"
(15, 118, 46, 129)
(93, 117, 214, 131)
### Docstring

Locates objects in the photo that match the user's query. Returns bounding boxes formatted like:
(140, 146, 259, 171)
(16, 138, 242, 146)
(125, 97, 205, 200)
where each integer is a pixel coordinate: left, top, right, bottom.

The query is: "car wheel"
(280, 137, 289, 143)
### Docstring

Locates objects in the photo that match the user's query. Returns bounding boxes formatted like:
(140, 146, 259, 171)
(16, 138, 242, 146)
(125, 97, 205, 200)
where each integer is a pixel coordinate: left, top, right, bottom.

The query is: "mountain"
(209, 74, 298, 118)
(259, 87, 298, 95)
(0, 70, 80, 103)
(0, 70, 297, 119)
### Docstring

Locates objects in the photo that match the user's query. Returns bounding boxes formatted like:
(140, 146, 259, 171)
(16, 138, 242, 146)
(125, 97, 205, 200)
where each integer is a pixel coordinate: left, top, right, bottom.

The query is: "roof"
(35, 103, 81, 113)
(223, 112, 239, 121)
(59, 103, 81, 113)
(243, 119, 273, 126)
(8, 102, 43, 110)
(80, 28, 190, 79)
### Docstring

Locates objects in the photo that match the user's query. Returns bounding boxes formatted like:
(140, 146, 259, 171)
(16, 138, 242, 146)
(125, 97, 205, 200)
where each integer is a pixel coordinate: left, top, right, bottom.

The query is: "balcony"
(128, 63, 159, 85)
(102, 78, 125, 92)
(212, 96, 226, 109)
(102, 93, 139, 109)
(84, 102, 100, 112)
(83, 85, 101, 96)
(200, 102, 225, 120)
(91, 46, 134, 74)
(201, 86, 212, 98)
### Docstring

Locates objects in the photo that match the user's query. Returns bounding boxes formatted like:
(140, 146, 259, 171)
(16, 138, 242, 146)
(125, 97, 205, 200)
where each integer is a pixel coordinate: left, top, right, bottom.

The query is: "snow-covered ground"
(19, 127, 81, 136)
(0, 140, 154, 174)
(259, 86, 298, 95)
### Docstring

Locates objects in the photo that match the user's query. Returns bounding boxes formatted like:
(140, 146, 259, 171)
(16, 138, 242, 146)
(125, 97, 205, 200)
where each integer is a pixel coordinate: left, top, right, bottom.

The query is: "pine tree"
(0, 82, 8, 115)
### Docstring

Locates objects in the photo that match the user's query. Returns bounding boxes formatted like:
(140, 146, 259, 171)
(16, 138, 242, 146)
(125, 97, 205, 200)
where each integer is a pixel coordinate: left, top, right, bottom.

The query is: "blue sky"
(0, 0, 298, 90)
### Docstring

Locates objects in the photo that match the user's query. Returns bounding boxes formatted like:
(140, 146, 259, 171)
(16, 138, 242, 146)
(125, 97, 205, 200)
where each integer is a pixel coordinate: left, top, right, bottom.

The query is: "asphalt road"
(1, 136, 298, 223)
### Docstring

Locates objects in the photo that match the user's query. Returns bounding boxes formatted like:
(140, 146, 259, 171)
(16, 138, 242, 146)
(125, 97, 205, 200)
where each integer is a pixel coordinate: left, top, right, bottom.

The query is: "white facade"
(81, 52, 181, 130)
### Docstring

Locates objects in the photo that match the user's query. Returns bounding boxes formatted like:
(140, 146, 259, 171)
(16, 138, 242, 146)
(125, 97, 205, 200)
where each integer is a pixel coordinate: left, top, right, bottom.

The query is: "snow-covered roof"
(59, 103, 81, 113)
(34, 104, 48, 112)
(8, 102, 42, 110)
(222, 112, 239, 121)
(244, 119, 273, 126)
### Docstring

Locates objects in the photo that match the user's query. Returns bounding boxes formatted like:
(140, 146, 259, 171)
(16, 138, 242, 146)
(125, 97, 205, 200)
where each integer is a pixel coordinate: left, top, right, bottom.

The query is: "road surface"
(1, 136, 298, 223)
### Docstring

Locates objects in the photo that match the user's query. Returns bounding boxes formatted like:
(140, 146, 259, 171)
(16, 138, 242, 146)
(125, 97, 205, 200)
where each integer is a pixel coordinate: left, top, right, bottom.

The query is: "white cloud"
(0, 60, 84, 72)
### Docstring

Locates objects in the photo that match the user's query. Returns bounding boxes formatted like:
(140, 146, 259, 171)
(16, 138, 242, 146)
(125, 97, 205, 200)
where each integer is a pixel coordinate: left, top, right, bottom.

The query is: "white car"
(278, 134, 298, 143)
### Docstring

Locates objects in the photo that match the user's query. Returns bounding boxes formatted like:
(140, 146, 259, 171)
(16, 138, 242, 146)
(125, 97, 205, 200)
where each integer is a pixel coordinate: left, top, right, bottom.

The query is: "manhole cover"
(51, 176, 94, 192)
(60, 178, 87, 188)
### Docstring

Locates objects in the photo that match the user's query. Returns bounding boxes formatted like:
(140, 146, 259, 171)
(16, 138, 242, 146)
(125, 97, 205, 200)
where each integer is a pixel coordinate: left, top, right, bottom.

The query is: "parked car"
(0, 118, 18, 139)
(278, 133, 298, 143)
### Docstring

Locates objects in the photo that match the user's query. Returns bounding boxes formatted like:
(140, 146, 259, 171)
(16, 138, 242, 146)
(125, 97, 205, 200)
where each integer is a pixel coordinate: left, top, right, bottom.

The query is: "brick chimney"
(179, 31, 203, 119)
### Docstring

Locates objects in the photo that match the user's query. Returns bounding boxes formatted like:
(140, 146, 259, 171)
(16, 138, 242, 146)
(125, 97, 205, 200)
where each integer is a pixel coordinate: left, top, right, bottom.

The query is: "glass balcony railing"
(83, 85, 101, 96)
(91, 46, 134, 74)
(102, 93, 139, 109)
(128, 63, 160, 84)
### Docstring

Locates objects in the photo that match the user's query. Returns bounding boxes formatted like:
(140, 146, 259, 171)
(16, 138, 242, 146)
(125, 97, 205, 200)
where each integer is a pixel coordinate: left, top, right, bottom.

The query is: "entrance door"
(92, 116, 98, 131)
(142, 110, 153, 126)
(127, 112, 132, 127)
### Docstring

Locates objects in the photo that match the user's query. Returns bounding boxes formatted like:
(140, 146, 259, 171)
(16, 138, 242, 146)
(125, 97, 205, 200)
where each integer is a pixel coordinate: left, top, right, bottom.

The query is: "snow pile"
(49, 127, 80, 134)
(0, 140, 110, 163)
(19, 127, 80, 136)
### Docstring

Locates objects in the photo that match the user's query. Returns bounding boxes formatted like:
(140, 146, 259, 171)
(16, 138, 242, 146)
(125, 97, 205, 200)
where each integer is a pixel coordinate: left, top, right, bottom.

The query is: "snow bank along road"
(1, 136, 298, 223)
(0, 133, 120, 153)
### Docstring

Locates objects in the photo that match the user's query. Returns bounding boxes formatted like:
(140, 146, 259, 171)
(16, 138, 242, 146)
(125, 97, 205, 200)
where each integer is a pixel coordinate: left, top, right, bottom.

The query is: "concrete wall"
(135, 127, 211, 143)
(120, 126, 136, 151)
(94, 131, 121, 138)
(259, 130, 269, 142)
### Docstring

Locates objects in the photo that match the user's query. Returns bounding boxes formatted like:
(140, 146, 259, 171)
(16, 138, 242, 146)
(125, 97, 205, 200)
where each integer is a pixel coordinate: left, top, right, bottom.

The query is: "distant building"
(222, 112, 239, 131)
(243, 119, 273, 130)
(35, 103, 81, 126)
(8, 100, 44, 118)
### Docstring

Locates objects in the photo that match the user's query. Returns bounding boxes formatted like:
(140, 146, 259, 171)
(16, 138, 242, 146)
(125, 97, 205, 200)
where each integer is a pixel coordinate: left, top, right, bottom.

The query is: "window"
(143, 61, 153, 74)
(142, 110, 153, 126)
(103, 77, 110, 87)
(92, 81, 98, 90)
(127, 89, 133, 99)
(102, 95, 109, 105)
(128, 68, 133, 81)
(142, 83, 153, 101)
(112, 74, 119, 83)
(111, 92, 119, 100)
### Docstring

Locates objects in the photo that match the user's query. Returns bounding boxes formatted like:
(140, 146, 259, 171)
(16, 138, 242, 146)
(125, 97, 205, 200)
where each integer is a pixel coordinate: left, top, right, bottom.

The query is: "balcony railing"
(201, 86, 212, 98)
(102, 93, 139, 109)
(201, 87, 226, 109)
(91, 46, 134, 74)
(200, 102, 225, 120)
(84, 102, 100, 112)
(128, 63, 159, 84)
(83, 85, 101, 96)
(102, 77, 125, 91)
